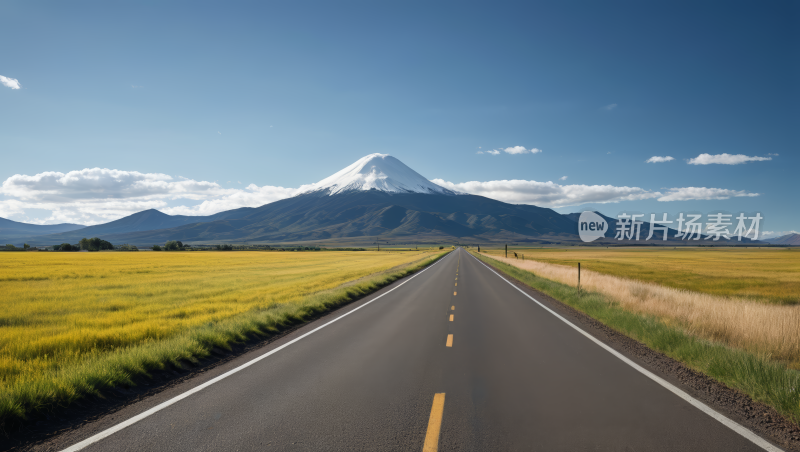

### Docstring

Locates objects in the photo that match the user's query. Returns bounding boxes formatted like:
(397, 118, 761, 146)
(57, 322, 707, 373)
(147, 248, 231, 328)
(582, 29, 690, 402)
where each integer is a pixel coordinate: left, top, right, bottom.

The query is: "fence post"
(505, 244, 508, 258)
(578, 262, 581, 290)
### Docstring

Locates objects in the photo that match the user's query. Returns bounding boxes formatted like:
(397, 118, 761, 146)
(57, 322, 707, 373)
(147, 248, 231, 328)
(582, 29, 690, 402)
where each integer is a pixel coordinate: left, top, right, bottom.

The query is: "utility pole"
(505, 244, 508, 258)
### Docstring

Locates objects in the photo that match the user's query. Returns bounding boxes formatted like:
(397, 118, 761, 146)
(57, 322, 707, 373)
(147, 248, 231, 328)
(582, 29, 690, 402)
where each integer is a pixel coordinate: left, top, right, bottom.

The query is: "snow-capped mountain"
(301, 153, 457, 196)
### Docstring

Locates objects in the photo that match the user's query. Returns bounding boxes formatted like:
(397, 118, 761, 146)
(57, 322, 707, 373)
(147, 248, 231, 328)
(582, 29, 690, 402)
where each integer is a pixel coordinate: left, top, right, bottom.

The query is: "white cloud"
(687, 153, 772, 165)
(559, 176, 568, 181)
(0, 75, 21, 90)
(503, 146, 529, 155)
(646, 156, 674, 163)
(604, 103, 618, 110)
(656, 187, 760, 202)
(482, 146, 543, 155)
(432, 179, 660, 207)
(431, 179, 760, 208)
(0, 168, 303, 225)
(507, 146, 542, 154)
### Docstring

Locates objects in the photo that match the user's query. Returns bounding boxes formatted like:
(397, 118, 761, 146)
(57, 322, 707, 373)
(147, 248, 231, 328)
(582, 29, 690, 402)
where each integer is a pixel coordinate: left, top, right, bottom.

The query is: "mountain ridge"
(0, 217, 85, 241)
(762, 233, 800, 245)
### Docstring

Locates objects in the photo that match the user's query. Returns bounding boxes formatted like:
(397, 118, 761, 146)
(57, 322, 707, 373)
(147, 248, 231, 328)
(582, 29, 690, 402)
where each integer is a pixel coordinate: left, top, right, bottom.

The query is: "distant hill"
(17, 207, 257, 245)
(762, 233, 800, 245)
(0, 217, 84, 241)
(24, 190, 578, 245)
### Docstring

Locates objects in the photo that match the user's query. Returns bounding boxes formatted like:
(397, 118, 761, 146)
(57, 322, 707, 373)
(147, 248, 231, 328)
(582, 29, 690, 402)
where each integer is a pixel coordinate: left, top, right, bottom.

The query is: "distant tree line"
(52, 238, 114, 251)
(2, 244, 30, 251)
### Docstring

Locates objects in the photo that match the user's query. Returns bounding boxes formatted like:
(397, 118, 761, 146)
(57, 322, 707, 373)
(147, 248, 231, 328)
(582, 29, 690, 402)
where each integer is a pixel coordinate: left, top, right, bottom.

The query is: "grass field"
(471, 251, 800, 425)
(0, 250, 444, 422)
(479, 250, 800, 365)
(483, 247, 800, 305)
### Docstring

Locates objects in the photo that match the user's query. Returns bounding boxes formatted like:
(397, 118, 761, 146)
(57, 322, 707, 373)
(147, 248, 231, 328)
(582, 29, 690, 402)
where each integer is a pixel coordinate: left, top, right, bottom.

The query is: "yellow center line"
(449, 314, 454, 321)
(455, 282, 457, 286)
(446, 334, 453, 347)
(451, 305, 454, 310)
(453, 291, 457, 296)
(422, 393, 446, 452)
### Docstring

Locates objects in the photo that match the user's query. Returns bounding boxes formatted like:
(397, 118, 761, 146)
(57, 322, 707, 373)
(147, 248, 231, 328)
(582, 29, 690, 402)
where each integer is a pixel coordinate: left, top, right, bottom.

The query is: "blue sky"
(1, 1, 797, 236)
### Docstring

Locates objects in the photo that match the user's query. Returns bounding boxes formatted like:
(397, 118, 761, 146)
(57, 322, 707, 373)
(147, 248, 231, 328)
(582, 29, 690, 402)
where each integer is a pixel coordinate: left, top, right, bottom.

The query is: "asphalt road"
(58, 248, 775, 451)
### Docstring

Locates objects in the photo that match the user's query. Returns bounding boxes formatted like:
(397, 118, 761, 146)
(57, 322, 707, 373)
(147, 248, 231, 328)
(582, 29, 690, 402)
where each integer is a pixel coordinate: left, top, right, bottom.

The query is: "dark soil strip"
(479, 258, 800, 451)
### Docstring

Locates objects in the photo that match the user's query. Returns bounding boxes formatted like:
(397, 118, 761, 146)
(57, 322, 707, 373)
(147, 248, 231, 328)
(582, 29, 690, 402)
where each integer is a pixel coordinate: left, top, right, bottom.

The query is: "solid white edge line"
(469, 252, 783, 452)
(60, 252, 453, 452)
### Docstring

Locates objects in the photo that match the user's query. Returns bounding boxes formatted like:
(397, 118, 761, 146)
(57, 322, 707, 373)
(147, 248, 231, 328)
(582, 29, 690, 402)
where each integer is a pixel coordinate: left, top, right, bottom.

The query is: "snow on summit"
(302, 154, 456, 195)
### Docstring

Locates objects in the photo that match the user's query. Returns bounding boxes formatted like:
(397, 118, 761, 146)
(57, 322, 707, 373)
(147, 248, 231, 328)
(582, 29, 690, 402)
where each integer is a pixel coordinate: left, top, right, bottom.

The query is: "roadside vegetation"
(471, 251, 800, 424)
(0, 250, 446, 424)
(483, 247, 799, 305)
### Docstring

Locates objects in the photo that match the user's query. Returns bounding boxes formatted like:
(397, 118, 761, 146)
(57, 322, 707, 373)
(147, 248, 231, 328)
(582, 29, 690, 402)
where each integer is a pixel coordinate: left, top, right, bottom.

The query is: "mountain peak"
(301, 153, 456, 196)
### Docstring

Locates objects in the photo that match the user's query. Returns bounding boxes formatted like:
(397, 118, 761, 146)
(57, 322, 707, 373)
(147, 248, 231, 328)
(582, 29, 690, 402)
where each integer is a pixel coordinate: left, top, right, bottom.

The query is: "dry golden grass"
(485, 247, 800, 305)
(485, 253, 800, 365)
(0, 251, 436, 389)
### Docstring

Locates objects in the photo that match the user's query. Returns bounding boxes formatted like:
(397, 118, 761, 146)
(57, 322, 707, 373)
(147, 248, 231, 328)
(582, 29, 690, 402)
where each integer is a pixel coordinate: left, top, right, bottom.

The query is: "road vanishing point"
(54, 248, 780, 451)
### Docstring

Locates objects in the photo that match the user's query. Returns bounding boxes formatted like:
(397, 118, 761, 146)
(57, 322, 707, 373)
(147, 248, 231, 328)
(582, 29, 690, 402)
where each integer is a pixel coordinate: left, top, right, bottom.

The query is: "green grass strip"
(0, 252, 449, 426)
(471, 251, 800, 425)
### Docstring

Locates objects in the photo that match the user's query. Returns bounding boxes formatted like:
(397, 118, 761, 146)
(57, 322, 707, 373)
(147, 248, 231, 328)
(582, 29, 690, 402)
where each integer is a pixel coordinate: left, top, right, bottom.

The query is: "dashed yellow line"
(449, 314, 454, 322)
(453, 291, 457, 296)
(422, 393, 446, 452)
(451, 305, 454, 310)
(446, 334, 453, 347)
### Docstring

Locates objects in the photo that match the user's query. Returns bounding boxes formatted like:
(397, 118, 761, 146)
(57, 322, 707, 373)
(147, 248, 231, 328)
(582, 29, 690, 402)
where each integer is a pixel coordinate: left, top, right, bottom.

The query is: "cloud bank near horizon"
(0, 168, 761, 225)
(432, 179, 759, 207)
(0, 168, 309, 225)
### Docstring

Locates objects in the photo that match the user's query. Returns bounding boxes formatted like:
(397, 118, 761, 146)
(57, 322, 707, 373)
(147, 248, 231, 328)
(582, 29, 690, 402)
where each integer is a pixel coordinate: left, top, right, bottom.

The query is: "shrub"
(79, 238, 113, 251)
(152, 245, 162, 251)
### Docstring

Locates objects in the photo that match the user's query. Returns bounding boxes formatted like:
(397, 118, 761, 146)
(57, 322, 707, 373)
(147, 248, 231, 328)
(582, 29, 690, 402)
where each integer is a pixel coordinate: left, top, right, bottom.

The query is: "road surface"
(57, 248, 777, 451)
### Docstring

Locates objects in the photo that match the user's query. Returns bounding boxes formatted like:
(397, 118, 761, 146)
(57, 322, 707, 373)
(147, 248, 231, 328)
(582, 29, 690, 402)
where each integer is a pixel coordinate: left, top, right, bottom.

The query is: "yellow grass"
(487, 247, 800, 305)
(485, 253, 800, 365)
(0, 251, 437, 389)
